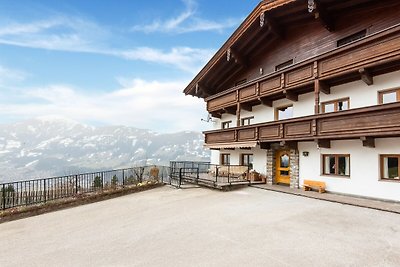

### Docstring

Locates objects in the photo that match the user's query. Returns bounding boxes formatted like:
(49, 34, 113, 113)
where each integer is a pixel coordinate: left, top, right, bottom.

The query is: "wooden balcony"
(204, 102, 400, 148)
(206, 25, 400, 115)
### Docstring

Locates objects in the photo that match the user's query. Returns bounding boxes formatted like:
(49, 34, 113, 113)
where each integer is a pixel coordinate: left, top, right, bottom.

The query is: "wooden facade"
(183, 0, 400, 148)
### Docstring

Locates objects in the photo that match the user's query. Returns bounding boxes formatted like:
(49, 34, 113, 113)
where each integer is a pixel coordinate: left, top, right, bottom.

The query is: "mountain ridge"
(0, 118, 210, 182)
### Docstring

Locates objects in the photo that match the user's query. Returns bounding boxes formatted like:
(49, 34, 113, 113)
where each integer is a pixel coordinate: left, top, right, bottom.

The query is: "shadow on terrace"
(170, 161, 265, 190)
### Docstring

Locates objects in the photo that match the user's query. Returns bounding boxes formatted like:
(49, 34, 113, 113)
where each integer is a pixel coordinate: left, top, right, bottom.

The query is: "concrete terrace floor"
(0, 186, 399, 267)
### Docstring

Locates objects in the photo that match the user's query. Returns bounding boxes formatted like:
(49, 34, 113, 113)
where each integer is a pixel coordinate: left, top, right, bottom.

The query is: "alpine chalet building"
(183, 0, 400, 201)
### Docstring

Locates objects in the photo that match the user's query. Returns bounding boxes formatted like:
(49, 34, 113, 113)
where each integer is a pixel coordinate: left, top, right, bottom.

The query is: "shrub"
(111, 175, 118, 188)
(93, 176, 103, 188)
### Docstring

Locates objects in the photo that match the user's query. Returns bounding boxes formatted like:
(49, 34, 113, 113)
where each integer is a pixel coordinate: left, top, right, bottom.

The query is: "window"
(241, 154, 253, 169)
(380, 155, 400, 181)
(221, 121, 232, 129)
(379, 89, 400, 104)
(241, 116, 254, 126)
(323, 154, 350, 177)
(235, 79, 247, 86)
(220, 154, 230, 165)
(337, 30, 367, 47)
(275, 59, 293, 71)
(321, 98, 349, 113)
(275, 105, 293, 120)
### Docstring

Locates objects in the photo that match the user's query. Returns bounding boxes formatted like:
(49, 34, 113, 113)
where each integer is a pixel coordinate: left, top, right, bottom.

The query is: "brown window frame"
(235, 79, 247, 86)
(321, 98, 350, 113)
(241, 116, 254, 126)
(240, 154, 253, 169)
(275, 105, 293, 121)
(378, 88, 400, 104)
(220, 153, 231, 165)
(322, 154, 351, 177)
(221, 121, 232, 129)
(275, 59, 293, 71)
(337, 29, 367, 47)
(380, 154, 400, 182)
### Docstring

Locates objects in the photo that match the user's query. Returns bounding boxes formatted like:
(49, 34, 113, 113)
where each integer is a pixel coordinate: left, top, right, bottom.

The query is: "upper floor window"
(380, 155, 400, 181)
(379, 88, 400, 104)
(220, 154, 230, 165)
(322, 154, 350, 177)
(275, 105, 293, 120)
(241, 154, 253, 169)
(221, 121, 232, 129)
(321, 98, 349, 113)
(235, 79, 247, 86)
(275, 59, 293, 71)
(337, 29, 366, 47)
(241, 116, 254, 126)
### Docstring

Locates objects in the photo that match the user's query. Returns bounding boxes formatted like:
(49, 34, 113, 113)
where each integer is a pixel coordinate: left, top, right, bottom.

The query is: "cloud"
(0, 79, 208, 132)
(0, 65, 27, 86)
(131, 0, 241, 34)
(0, 16, 213, 73)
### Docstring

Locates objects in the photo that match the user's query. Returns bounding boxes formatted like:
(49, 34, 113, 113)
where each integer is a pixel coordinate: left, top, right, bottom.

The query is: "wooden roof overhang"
(183, 0, 381, 99)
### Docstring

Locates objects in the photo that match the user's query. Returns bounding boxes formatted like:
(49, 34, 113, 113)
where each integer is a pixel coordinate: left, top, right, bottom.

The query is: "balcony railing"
(204, 102, 400, 145)
(206, 24, 400, 114)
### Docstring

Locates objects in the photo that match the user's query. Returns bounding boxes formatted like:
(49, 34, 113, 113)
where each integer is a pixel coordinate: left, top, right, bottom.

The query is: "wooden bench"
(303, 180, 326, 193)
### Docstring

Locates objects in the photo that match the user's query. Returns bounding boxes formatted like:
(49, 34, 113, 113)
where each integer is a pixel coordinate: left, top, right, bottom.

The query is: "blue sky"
(0, 0, 259, 132)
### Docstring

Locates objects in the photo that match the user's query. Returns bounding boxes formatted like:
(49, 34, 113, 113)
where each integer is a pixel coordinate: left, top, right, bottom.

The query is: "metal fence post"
(75, 175, 78, 194)
(44, 179, 47, 203)
(179, 168, 182, 188)
(2, 184, 5, 210)
(122, 169, 125, 186)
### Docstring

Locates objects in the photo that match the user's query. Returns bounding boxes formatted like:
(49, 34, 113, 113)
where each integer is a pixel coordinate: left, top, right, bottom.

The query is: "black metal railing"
(170, 161, 251, 188)
(0, 166, 170, 211)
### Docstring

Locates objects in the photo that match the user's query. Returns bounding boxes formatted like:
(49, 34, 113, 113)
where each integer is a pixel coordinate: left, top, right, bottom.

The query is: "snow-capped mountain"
(0, 117, 210, 182)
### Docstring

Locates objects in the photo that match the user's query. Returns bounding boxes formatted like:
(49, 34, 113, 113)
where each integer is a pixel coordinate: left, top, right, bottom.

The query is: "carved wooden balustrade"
(206, 24, 400, 115)
(204, 102, 400, 146)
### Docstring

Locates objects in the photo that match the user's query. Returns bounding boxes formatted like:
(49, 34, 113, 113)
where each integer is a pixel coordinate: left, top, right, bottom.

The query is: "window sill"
(379, 178, 400, 183)
(321, 174, 351, 179)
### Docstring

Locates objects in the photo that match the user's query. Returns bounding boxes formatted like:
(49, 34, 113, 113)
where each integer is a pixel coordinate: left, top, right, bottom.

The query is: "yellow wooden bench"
(303, 180, 326, 193)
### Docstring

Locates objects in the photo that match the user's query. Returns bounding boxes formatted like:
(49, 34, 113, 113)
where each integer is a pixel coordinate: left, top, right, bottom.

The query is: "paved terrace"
(0, 186, 400, 267)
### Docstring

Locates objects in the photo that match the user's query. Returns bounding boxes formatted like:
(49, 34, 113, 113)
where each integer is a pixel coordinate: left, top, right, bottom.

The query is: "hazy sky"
(0, 0, 259, 132)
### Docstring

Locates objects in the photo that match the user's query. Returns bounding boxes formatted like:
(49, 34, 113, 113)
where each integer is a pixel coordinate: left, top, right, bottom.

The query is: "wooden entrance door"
(275, 150, 290, 185)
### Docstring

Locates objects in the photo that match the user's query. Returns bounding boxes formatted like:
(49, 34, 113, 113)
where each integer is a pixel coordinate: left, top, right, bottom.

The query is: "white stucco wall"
(320, 70, 400, 109)
(298, 138, 400, 202)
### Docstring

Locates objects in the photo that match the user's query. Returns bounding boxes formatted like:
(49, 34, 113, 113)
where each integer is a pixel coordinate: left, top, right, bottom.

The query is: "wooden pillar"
(314, 79, 320, 114)
(236, 102, 241, 127)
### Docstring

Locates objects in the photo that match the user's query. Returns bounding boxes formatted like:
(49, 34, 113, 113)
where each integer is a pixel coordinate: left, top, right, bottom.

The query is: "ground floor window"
(322, 154, 350, 177)
(220, 154, 230, 165)
(240, 154, 253, 169)
(380, 155, 400, 181)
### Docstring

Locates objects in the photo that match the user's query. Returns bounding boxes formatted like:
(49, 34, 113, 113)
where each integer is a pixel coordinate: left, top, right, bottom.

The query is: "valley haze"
(0, 117, 209, 183)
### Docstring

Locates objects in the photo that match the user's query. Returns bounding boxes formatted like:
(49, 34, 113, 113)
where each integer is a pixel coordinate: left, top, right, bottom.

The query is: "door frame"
(275, 150, 291, 185)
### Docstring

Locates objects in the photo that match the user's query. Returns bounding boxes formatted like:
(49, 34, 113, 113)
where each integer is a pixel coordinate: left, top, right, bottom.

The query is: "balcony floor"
(0, 186, 399, 266)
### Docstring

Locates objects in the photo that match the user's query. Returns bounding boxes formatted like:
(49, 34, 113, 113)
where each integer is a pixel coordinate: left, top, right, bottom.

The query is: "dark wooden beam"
(240, 103, 252, 112)
(210, 148, 220, 151)
(361, 136, 375, 148)
(258, 97, 273, 107)
(260, 142, 271, 150)
(316, 139, 331, 148)
(223, 107, 237, 115)
(359, 68, 374, 86)
(310, 0, 335, 32)
(280, 141, 298, 150)
(319, 80, 331, 94)
(266, 15, 283, 39)
(227, 48, 247, 67)
(224, 148, 235, 151)
(210, 112, 222, 119)
(284, 90, 298, 102)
